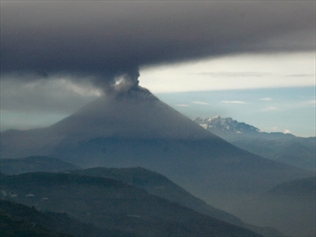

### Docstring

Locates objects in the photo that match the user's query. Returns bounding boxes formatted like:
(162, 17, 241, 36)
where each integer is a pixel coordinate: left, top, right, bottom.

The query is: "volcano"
(0, 86, 312, 211)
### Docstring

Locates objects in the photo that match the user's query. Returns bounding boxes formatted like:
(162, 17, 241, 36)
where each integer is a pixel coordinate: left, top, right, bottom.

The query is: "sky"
(1, 1, 315, 137)
(140, 53, 315, 137)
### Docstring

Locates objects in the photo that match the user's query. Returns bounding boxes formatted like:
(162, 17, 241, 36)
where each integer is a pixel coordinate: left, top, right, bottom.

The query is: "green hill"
(1, 172, 262, 237)
(71, 167, 282, 236)
(1, 206, 71, 237)
(1, 199, 132, 237)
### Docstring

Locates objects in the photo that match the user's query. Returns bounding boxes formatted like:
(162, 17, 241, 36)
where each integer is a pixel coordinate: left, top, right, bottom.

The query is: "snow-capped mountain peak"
(193, 116, 261, 137)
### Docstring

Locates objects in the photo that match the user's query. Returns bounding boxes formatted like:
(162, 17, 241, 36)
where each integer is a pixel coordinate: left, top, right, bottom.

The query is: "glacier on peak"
(193, 116, 261, 137)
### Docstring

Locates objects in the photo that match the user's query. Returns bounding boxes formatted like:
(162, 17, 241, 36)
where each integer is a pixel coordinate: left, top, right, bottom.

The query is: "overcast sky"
(1, 1, 315, 137)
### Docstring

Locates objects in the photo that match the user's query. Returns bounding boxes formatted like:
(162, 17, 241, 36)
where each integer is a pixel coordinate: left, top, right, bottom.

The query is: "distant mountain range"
(194, 116, 316, 171)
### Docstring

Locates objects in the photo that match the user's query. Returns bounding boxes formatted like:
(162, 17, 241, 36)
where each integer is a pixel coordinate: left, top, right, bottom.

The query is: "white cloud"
(303, 99, 316, 106)
(284, 129, 292, 134)
(260, 97, 273, 101)
(197, 71, 272, 78)
(191, 101, 209, 105)
(140, 52, 315, 93)
(175, 104, 190, 107)
(221, 101, 248, 104)
(282, 99, 316, 109)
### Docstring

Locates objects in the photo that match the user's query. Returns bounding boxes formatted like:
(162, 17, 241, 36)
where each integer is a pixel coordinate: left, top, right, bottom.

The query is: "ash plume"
(90, 67, 140, 94)
(1, 1, 314, 93)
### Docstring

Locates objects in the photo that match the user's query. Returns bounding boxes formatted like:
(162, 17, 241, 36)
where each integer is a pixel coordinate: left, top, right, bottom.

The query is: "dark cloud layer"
(1, 1, 315, 91)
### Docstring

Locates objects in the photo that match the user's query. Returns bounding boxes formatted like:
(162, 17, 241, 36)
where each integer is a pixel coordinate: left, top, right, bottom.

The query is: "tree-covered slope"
(1, 172, 262, 237)
(0, 199, 132, 237)
(71, 167, 282, 236)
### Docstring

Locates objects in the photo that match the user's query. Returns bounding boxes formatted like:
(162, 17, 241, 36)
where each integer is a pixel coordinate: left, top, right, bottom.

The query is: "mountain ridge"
(0, 161, 283, 236)
(0, 156, 79, 175)
(194, 116, 316, 171)
(1, 172, 263, 237)
(70, 167, 283, 237)
(194, 116, 296, 138)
